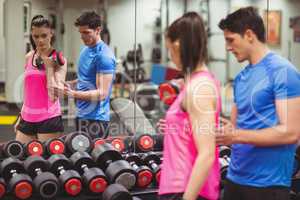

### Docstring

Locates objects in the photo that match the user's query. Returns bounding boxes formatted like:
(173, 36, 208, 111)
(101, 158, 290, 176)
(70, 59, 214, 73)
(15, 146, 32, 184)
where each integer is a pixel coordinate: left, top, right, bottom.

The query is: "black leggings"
(222, 179, 289, 200)
(159, 193, 208, 200)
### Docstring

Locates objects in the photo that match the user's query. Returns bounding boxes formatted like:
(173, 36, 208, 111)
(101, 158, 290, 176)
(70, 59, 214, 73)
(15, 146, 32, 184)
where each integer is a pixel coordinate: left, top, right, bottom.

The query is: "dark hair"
(74, 11, 101, 29)
(218, 6, 266, 43)
(30, 15, 55, 50)
(166, 12, 208, 74)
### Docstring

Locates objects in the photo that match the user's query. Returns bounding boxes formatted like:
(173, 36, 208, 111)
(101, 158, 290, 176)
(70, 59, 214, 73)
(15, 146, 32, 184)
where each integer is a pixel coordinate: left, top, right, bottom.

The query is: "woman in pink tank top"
(14, 15, 67, 143)
(158, 12, 220, 200)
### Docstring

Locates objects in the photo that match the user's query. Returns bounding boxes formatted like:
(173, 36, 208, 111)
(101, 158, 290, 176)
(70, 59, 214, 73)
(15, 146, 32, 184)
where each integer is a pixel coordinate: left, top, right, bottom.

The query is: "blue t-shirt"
(228, 52, 300, 187)
(76, 41, 116, 121)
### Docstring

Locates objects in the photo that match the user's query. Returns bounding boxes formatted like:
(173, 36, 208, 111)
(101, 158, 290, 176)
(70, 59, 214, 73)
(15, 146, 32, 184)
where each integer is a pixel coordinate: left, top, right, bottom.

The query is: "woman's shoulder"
(25, 50, 34, 63)
(184, 73, 219, 104)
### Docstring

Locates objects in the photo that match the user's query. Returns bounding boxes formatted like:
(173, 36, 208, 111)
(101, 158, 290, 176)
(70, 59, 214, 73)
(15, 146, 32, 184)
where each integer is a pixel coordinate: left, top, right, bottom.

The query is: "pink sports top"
(159, 71, 221, 200)
(20, 52, 61, 122)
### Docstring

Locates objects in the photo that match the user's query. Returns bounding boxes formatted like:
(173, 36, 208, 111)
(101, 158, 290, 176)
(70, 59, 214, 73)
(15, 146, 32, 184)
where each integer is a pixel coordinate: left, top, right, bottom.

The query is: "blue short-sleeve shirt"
(228, 52, 300, 187)
(76, 41, 116, 121)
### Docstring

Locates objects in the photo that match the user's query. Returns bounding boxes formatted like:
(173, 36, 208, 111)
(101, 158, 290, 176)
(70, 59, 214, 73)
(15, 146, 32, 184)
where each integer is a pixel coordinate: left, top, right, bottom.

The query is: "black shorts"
(159, 193, 207, 200)
(17, 116, 64, 135)
(75, 118, 109, 139)
(223, 179, 290, 200)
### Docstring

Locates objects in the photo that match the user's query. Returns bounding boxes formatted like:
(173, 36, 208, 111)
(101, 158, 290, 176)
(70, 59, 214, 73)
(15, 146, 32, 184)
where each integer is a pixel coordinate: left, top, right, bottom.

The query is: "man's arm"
(234, 97, 300, 146)
(70, 73, 114, 101)
(217, 97, 300, 146)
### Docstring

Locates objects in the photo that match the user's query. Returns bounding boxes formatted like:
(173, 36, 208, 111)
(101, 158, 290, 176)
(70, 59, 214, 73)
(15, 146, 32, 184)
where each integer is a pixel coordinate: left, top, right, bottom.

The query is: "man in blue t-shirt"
(217, 7, 300, 200)
(64, 11, 116, 138)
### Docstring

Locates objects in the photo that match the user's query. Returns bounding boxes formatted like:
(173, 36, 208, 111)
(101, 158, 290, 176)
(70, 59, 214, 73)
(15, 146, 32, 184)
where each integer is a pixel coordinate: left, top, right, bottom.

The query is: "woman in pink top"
(14, 15, 67, 143)
(158, 12, 220, 200)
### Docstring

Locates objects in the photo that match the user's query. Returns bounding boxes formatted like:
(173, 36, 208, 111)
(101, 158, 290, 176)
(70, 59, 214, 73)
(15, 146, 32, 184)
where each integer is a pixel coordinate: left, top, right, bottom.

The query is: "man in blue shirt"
(217, 7, 300, 200)
(64, 11, 116, 138)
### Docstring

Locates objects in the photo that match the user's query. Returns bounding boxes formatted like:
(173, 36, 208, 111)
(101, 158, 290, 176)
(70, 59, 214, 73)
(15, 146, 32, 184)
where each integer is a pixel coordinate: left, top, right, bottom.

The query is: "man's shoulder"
(79, 46, 89, 57)
(264, 52, 295, 71)
(233, 65, 250, 84)
(263, 56, 299, 87)
(95, 43, 115, 62)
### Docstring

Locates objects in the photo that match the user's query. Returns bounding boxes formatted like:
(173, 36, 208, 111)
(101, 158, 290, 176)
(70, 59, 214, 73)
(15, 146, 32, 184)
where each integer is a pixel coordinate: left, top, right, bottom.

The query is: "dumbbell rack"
(0, 158, 160, 200)
(0, 133, 165, 200)
(0, 151, 161, 199)
(0, 188, 158, 200)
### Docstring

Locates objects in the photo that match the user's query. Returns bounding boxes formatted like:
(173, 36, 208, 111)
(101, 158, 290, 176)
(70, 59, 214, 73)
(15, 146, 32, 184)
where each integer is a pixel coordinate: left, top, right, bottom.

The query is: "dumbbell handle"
(148, 160, 159, 170)
(81, 164, 90, 173)
(129, 162, 139, 171)
(57, 166, 67, 175)
(223, 156, 230, 162)
(105, 160, 113, 169)
(34, 168, 43, 176)
(10, 169, 22, 179)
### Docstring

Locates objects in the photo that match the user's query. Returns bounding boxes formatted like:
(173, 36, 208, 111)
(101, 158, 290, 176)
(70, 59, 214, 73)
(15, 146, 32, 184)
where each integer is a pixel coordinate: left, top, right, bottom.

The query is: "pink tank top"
(21, 53, 61, 122)
(159, 71, 221, 200)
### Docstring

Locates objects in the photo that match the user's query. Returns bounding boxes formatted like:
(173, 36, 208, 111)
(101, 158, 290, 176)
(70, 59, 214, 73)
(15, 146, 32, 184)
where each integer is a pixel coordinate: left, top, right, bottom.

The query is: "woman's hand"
(156, 118, 167, 134)
(170, 78, 184, 89)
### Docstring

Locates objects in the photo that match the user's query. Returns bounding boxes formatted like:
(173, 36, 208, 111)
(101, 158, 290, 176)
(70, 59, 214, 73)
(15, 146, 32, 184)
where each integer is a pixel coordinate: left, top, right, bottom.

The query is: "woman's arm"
(53, 58, 67, 91)
(43, 58, 57, 101)
(182, 77, 217, 200)
(43, 57, 67, 101)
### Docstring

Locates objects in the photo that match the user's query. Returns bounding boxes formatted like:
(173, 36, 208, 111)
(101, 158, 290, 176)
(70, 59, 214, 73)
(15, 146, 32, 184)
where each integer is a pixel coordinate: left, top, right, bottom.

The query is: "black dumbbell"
(51, 50, 65, 66)
(48, 154, 82, 196)
(92, 143, 137, 190)
(0, 157, 33, 199)
(159, 81, 180, 105)
(63, 132, 93, 154)
(93, 138, 107, 148)
(133, 134, 154, 152)
(0, 140, 24, 159)
(141, 152, 161, 185)
(124, 153, 153, 188)
(0, 178, 6, 199)
(107, 137, 127, 152)
(44, 138, 65, 156)
(36, 49, 65, 70)
(24, 156, 59, 199)
(219, 145, 231, 158)
(24, 140, 44, 157)
(219, 145, 231, 181)
(102, 183, 132, 200)
(219, 155, 230, 180)
(70, 151, 108, 194)
(94, 137, 130, 153)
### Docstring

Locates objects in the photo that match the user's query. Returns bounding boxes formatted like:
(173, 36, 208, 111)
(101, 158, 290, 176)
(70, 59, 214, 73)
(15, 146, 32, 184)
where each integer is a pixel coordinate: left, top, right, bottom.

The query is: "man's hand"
(216, 117, 238, 146)
(63, 83, 75, 97)
(65, 80, 77, 90)
(51, 82, 74, 98)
